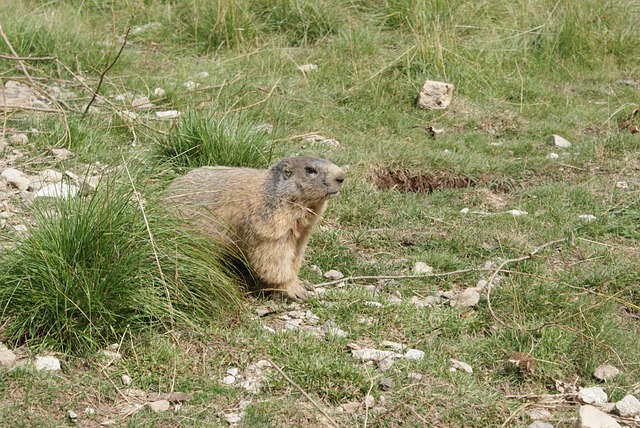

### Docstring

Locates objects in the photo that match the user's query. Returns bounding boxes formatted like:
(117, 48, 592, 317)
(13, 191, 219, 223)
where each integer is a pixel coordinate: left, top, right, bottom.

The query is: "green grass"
(0, 0, 639, 426)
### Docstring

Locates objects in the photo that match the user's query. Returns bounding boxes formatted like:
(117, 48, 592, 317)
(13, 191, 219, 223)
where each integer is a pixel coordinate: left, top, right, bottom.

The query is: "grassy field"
(1, 0, 639, 426)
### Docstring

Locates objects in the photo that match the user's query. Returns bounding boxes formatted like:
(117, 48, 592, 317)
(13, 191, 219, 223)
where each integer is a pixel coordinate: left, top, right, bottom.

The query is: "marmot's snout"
(325, 166, 345, 196)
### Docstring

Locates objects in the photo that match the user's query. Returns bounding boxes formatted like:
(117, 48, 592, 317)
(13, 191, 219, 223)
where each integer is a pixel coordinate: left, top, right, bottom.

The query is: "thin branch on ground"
(485, 238, 567, 327)
(265, 359, 341, 428)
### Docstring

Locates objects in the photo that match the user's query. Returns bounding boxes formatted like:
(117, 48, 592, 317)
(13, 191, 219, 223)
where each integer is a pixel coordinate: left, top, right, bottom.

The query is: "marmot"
(166, 156, 345, 301)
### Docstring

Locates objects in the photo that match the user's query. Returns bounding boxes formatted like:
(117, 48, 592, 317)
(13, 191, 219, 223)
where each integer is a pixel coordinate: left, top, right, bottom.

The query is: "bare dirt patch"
(371, 167, 476, 193)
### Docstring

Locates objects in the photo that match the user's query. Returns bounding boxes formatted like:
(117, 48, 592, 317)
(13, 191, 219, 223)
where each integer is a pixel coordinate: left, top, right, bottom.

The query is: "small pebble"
(121, 375, 132, 386)
(11, 134, 28, 145)
(323, 269, 344, 280)
(148, 400, 170, 413)
(66, 410, 78, 420)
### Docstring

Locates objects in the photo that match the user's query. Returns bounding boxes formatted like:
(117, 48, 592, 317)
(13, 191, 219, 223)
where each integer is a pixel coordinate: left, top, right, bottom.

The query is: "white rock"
(84, 407, 95, 415)
(410, 295, 440, 308)
(549, 134, 571, 148)
(153, 87, 166, 97)
(11, 134, 28, 145)
(148, 400, 170, 413)
(121, 375, 132, 386)
(408, 372, 423, 382)
(460, 207, 470, 214)
(416, 80, 455, 110)
(240, 378, 261, 394)
(526, 408, 553, 421)
(226, 367, 239, 377)
(404, 349, 425, 361)
(364, 301, 383, 307)
(323, 269, 344, 280)
(364, 395, 375, 408)
(380, 341, 406, 352)
(50, 148, 74, 160)
(578, 387, 608, 405)
(0, 343, 17, 368)
(225, 412, 242, 424)
(547, 153, 559, 159)
(351, 348, 399, 362)
(575, 405, 621, 428)
(156, 110, 181, 119)
(303, 134, 341, 148)
(35, 355, 61, 371)
(528, 422, 553, 428)
(579, 214, 597, 222)
(255, 360, 272, 369)
(34, 183, 79, 199)
(1, 168, 30, 190)
(222, 375, 236, 385)
(378, 358, 394, 371)
(39, 169, 64, 183)
(284, 319, 302, 330)
(132, 96, 153, 109)
(117, 110, 139, 122)
(449, 288, 481, 308)
(183, 81, 198, 90)
(594, 364, 620, 381)
(615, 181, 628, 189)
(413, 262, 433, 274)
(66, 410, 78, 419)
(297, 64, 318, 73)
(614, 395, 640, 418)
(449, 358, 473, 374)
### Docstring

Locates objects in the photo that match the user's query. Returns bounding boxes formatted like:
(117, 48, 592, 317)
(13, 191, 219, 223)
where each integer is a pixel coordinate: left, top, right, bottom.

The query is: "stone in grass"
(1, 168, 30, 190)
(121, 375, 132, 386)
(575, 405, 621, 428)
(66, 410, 78, 420)
(593, 364, 620, 382)
(449, 288, 481, 308)
(0, 343, 17, 368)
(413, 262, 433, 274)
(528, 422, 553, 428)
(415, 80, 455, 110)
(449, 358, 473, 374)
(377, 358, 394, 372)
(404, 349, 425, 361)
(527, 408, 553, 421)
(11, 134, 28, 145)
(148, 400, 170, 413)
(323, 269, 344, 280)
(578, 387, 607, 406)
(225, 412, 243, 424)
(548, 134, 571, 148)
(614, 395, 640, 418)
(35, 355, 61, 371)
(352, 348, 399, 362)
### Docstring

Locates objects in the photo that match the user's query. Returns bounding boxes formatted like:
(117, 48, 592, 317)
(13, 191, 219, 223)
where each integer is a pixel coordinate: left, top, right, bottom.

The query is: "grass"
(0, 0, 639, 426)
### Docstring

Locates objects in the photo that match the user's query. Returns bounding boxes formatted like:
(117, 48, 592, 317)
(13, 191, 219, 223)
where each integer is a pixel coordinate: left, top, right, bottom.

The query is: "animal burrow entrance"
(371, 167, 476, 193)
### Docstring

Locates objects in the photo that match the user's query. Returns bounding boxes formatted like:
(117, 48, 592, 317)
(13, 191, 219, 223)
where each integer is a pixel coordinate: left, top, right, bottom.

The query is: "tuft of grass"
(156, 111, 274, 169)
(0, 171, 243, 354)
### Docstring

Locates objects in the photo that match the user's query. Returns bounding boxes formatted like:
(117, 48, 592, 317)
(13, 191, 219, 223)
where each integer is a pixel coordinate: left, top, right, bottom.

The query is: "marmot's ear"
(282, 165, 293, 180)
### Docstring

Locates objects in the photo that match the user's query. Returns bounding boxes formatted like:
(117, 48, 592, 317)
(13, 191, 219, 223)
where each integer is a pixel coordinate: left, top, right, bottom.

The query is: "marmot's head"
(269, 157, 345, 204)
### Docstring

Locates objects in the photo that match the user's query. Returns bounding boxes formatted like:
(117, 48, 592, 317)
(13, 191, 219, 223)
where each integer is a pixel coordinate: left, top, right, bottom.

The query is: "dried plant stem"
(0, 24, 35, 85)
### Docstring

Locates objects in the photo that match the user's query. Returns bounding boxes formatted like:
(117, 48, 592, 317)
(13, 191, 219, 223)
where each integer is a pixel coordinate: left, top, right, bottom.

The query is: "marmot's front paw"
(278, 280, 316, 302)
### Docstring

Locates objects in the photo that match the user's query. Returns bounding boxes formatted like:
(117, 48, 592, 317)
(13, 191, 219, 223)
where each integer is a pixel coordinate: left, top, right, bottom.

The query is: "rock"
(378, 358, 394, 372)
(11, 134, 28, 145)
(225, 412, 242, 424)
(579, 214, 597, 222)
(507, 209, 528, 216)
(84, 407, 95, 415)
(240, 378, 261, 394)
(1, 168, 30, 190)
(378, 378, 394, 391)
(575, 405, 621, 428)
(153, 87, 166, 97)
(121, 375, 132, 386)
(380, 341, 406, 352)
(222, 375, 236, 385)
(352, 348, 399, 362)
(297, 64, 318, 73)
(50, 148, 74, 161)
(323, 269, 344, 280)
(340, 401, 361, 414)
(323, 321, 348, 338)
(156, 110, 181, 119)
(404, 349, 425, 361)
(548, 134, 571, 148)
(449, 358, 473, 374)
(449, 288, 481, 308)
(35, 355, 61, 371)
(614, 395, 640, 417)
(410, 295, 440, 307)
(527, 408, 553, 421)
(166, 392, 193, 403)
(578, 387, 608, 405)
(528, 422, 554, 428)
(39, 169, 64, 183)
(415, 80, 454, 110)
(183, 81, 198, 91)
(66, 410, 78, 420)
(0, 343, 17, 368)
(547, 153, 559, 159)
(408, 372, 423, 383)
(227, 367, 239, 377)
(100, 419, 116, 426)
(413, 262, 433, 274)
(132, 96, 153, 109)
(364, 395, 375, 408)
(119, 403, 144, 415)
(309, 265, 323, 276)
(303, 134, 341, 148)
(34, 183, 79, 199)
(593, 364, 620, 382)
(148, 400, 170, 413)
(364, 301, 383, 307)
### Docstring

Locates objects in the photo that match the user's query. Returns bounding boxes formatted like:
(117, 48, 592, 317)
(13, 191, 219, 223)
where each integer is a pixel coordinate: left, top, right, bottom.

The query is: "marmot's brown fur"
(166, 156, 345, 300)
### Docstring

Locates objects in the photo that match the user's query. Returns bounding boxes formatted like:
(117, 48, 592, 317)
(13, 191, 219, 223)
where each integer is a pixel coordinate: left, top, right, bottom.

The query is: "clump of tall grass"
(156, 112, 273, 169)
(0, 171, 242, 354)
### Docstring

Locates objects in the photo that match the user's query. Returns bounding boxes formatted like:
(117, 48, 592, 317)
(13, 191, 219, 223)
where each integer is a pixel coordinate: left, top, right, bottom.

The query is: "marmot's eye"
(305, 166, 317, 175)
